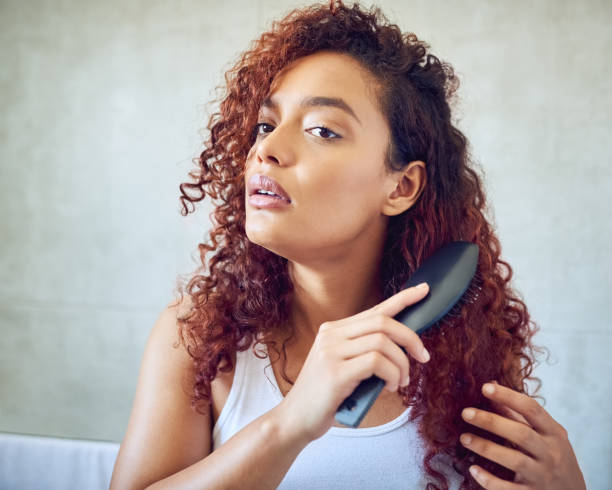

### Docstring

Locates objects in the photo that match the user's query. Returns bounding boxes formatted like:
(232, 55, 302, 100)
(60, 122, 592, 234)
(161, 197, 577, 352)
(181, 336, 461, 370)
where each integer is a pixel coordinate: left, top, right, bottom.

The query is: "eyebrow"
(260, 95, 362, 126)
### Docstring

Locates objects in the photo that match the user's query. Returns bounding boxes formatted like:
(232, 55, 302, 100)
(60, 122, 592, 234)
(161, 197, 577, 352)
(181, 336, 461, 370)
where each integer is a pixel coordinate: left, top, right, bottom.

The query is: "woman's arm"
(145, 403, 310, 490)
(459, 382, 586, 489)
(110, 300, 311, 490)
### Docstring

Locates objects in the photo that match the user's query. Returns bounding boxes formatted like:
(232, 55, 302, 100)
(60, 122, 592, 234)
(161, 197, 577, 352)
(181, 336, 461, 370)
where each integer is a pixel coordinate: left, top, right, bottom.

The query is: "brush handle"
(334, 241, 479, 428)
(334, 346, 410, 428)
(335, 376, 386, 427)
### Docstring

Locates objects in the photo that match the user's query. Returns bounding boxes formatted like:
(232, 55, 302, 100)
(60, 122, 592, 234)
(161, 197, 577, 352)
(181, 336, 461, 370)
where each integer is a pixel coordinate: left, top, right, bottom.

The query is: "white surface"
(0, 432, 119, 490)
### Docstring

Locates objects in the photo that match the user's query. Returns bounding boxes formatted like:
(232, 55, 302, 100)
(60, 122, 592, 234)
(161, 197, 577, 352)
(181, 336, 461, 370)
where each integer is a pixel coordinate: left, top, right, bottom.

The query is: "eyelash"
(252, 122, 341, 141)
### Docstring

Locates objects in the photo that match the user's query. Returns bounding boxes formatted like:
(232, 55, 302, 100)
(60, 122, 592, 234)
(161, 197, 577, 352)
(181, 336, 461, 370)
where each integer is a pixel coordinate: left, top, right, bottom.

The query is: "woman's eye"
(308, 126, 341, 139)
(253, 122, 273, 137)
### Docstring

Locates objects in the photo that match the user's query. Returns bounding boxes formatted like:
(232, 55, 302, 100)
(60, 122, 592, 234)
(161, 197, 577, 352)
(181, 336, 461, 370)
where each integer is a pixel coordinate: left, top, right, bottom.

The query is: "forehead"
(262, 51, 381, 118)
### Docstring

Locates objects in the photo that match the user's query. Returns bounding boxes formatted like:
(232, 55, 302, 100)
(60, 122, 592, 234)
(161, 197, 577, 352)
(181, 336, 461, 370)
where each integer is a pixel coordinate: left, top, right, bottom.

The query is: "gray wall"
(1, 0, 610, 488)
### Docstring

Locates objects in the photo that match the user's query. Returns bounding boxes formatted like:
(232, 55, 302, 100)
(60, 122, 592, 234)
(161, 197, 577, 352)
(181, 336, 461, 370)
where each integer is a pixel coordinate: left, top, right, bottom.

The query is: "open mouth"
(247, 173, 292, 203)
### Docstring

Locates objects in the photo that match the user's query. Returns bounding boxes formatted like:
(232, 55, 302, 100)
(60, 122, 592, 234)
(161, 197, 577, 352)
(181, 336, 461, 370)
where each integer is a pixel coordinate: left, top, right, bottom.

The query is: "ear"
(381, 160, 427, 216)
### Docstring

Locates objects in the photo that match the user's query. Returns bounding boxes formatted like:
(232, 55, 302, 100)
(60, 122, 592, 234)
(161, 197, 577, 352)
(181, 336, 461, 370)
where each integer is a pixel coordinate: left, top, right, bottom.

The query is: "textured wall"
(1, 0, 610, 488)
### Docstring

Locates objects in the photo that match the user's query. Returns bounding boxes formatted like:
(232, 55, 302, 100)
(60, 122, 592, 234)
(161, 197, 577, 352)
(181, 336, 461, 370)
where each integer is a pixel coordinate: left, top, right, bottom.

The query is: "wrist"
(266, 402, 313, 449)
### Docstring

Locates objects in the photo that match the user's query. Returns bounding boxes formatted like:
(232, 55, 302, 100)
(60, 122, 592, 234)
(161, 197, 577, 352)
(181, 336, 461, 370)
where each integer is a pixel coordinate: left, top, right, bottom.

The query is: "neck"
(287, 238, 386, 346)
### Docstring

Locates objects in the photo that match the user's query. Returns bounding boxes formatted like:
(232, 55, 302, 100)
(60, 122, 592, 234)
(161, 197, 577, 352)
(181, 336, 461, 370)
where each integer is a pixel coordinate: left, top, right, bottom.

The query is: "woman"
(111, 1, 586, 488)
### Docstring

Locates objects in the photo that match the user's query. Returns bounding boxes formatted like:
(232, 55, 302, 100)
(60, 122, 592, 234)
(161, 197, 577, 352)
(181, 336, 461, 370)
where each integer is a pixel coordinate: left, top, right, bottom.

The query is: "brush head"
(334, 241, 480, 428)
(395, 241, 479, 335)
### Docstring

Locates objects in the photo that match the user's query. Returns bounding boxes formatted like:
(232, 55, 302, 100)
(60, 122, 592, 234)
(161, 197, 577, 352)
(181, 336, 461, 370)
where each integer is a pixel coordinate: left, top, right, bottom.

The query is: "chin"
(246, 226, 281, 254)
(249, 231, 302, 264)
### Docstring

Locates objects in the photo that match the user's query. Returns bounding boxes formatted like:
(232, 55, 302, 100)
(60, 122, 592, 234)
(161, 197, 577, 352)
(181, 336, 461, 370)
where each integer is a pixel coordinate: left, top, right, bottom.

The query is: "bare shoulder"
(110, 296, 211, 490)
(147, 295, 195, 387)
(162, 296, 238, 433)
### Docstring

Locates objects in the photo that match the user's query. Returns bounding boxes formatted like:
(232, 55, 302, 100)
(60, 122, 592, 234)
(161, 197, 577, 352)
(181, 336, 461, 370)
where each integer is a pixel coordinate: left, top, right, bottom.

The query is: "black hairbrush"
(334, 241, 479, 428)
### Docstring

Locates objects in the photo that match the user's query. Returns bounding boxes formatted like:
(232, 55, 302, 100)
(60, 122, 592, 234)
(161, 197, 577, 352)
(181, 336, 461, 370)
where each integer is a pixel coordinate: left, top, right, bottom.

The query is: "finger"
(460, 432, 539, 481)
(481, 382, 561, 435)
(361, 282, 430, 320)
(338, 333, 411, 389)
(490, 399, 531, 426)
(467, 464, 529, 490)
(488, 381, 531, 425)
(334, 314, 430, 363)
(320, 283, 429, 330)
(461, 407, 547, 459)
(343, 350, 403, 392)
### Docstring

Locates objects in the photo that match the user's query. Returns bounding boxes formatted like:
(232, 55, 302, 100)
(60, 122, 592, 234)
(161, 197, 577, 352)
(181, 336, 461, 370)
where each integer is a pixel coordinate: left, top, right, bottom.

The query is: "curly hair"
(174, 1, 546, 488)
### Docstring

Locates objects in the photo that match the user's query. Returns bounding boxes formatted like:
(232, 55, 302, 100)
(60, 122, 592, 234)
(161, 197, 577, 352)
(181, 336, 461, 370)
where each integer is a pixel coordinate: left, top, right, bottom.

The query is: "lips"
(247, 173, 292, 203)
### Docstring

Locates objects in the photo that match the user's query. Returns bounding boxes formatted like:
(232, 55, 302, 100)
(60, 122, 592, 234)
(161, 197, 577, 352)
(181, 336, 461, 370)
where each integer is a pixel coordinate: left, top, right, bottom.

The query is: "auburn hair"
(174, 1, 546, 487)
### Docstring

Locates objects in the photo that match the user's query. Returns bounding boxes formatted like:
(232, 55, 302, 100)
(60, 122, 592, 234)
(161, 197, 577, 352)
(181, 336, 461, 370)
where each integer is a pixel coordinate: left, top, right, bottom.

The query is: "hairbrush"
(334, 240, 480, 428)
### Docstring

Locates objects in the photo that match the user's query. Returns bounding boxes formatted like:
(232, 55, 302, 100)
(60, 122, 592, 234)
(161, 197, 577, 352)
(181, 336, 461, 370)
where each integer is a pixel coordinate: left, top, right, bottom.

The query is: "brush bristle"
(443, 269, 484, 321)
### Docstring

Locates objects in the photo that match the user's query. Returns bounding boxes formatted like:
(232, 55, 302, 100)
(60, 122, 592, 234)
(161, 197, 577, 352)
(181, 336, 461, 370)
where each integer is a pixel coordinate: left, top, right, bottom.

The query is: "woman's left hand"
(459, 381, 586, 489)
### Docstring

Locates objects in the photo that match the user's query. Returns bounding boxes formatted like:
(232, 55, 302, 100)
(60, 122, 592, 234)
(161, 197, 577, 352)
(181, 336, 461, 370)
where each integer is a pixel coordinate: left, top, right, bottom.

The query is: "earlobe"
(382, 160, 427, 216)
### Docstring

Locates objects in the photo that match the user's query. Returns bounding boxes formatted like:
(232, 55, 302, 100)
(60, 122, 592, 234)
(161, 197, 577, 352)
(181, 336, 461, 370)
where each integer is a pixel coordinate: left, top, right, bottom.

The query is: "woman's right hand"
(275, 282, 431, 442)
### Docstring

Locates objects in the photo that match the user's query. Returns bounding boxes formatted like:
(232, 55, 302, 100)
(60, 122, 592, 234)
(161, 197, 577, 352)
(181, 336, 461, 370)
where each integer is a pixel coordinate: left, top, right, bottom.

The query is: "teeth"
(257, 190, 279, 197)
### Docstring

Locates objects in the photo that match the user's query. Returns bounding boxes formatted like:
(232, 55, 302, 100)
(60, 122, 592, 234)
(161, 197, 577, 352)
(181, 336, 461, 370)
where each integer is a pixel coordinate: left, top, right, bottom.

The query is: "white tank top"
(212, 343, 462, 489)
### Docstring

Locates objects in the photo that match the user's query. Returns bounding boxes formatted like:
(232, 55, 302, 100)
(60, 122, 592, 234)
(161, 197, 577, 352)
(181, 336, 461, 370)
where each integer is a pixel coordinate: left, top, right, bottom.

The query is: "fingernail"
(420, 347, 430, 362)
(462, 408, 476, 420)
(416, 282, 428, 289)
(483, 383, 495, 395)
(460, 434, 472, 445)
(402, 375, 410, 386)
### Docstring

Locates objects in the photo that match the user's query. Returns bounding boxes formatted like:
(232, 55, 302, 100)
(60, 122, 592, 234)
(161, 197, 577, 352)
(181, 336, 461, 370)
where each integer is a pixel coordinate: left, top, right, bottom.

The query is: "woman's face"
(244, 51, 398, 264)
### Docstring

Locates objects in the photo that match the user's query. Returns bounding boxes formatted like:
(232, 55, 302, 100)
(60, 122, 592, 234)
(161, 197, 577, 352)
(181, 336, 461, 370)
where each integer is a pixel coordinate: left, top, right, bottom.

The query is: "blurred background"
(1, 0, 610, 488)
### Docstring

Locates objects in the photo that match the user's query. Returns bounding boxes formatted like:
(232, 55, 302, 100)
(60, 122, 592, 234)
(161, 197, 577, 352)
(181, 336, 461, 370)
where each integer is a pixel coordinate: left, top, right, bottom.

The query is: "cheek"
(300, 167, 383, 226)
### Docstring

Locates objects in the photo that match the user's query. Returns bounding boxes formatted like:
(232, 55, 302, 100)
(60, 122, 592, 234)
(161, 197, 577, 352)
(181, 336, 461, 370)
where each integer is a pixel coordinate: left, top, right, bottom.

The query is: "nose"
(256, 144, 281, 166)
(252, 123, 294, 168)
